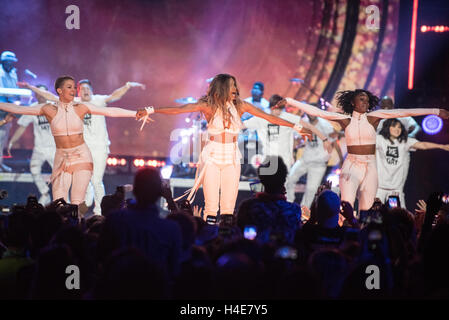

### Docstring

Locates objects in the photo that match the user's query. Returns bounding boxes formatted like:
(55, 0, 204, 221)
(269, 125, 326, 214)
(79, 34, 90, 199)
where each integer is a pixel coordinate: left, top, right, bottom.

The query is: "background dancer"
(8, 84, 55, 205)
(0, 76, 141, 213)
(278, 89, 449, 211)
(137, 74, 315, 221)
(21, 79, 145, 215)
(0, 51, 20, 172)
(286, 106, 338, 208)
(376, 118, 449, 208)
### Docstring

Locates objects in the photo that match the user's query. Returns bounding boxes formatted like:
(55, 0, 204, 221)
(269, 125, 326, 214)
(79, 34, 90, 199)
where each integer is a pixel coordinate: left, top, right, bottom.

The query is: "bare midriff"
(54, 134, 85, 149)
(347, 144, 376, 155)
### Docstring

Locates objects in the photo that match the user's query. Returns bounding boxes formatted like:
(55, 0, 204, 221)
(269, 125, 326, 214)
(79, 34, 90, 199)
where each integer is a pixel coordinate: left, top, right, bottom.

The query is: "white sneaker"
(39, 193, 51, 206)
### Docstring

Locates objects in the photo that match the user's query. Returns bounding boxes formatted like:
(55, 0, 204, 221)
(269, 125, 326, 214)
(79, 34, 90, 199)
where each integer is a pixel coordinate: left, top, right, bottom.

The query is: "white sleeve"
(406, 137, 419, 150)
(17, 115, 33, 127)
(286, 98, 350, 121)
(369, 108, 439, 119)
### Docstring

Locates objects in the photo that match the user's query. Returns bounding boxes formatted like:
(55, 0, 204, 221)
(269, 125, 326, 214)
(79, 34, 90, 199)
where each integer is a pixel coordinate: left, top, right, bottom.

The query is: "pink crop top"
(344, 111, 376, 146)
(285, 97, 440, 146)
(50, 101, 84, 136)
(207, 102, 243, 135)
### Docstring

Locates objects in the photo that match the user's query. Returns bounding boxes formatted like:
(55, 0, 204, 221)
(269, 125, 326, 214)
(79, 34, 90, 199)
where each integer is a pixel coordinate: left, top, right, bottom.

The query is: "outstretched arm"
(82, 102, 137, 118)
(412, 141, 449, 151)
(153, 103, 204, 115)
(369, 108, 446, 119)
(284, 98, 350, 121)
(0, 103, 43, 115)
(242, 102, 296, 128)
(105, 82, 146, 103)
(18, 82, 58, 102)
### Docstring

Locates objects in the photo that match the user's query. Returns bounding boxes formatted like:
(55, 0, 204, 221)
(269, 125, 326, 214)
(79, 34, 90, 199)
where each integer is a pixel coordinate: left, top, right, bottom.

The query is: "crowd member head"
(315, 190, 341, 228)
(336, 89, 379, 115)
(200, 73, 243, 120)
(251, 82, 264, 102)
(257, 155, 288, 194)
(269, 94, 284, 116)
(1, 51, 18, 73)
(54, 75, 76, 103)
(379, 118, 408, 143)
(380, 96, 394, 110)
(77, 79, 93, 102)
(35, 84, 48, 104)
(133, 167, 163, 208)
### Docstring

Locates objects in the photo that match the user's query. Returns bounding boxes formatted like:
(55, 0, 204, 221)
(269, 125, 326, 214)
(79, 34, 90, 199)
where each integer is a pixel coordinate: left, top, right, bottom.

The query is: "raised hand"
(415, 199, 427, 215)
(193, 205, 203, 218)
(127, 81, 146, 90)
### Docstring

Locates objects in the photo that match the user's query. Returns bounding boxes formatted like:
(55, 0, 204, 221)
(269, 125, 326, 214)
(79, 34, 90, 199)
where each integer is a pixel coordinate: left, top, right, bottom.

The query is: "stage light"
(161, 165, 173, 179)
(422, 115, 443, 135)
(420, 25, 449, 33)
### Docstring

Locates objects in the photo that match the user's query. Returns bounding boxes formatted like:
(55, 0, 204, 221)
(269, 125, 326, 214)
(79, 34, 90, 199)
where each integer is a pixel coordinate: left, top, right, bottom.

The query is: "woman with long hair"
(278, 89, 449, 211)
(376, 118, 449, 208)
(137, 73, 331, 220)
(0, 75, 140, 210)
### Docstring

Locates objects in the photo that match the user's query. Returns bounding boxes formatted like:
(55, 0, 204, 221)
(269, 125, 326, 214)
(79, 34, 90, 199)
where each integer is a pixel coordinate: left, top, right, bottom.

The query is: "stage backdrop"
(1, 0, 399, 157)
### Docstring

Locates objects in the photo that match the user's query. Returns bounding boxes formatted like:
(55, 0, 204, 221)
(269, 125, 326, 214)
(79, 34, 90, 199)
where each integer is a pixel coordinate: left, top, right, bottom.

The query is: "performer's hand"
(275, 98, 288, 109)
(127, 82, 146, 90)
(439, 109, 449, 119)
(17, 81, 29, 88)
(4, 113, 15, 124)
(441, 144, 449, 151)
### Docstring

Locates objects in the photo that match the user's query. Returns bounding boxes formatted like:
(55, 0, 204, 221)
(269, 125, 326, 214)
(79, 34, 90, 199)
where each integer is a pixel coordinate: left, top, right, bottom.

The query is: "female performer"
(0, 75, 141, 209)
(278, 89, 449, 211)
(137, 74, 330, 220)
(376, 118, 449, 208)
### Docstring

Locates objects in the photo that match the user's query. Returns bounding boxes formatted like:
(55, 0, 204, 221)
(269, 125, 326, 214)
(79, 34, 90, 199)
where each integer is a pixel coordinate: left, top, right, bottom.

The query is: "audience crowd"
(0, 155, 448, 299)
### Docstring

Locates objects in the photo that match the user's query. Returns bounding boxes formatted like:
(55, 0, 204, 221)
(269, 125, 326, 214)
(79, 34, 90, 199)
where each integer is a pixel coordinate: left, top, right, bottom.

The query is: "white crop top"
(207, 102, 243, 135)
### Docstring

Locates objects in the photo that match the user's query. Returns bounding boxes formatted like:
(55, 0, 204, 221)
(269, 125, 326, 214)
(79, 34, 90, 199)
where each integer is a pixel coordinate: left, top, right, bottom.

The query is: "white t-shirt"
(244, 111, 301, 167)
(17, 103, 55, 150)
(301, 117, 334, 164)
(242, 97, 270, 121)
(75, 95, 111, 150)
(376, 135, 418, 190)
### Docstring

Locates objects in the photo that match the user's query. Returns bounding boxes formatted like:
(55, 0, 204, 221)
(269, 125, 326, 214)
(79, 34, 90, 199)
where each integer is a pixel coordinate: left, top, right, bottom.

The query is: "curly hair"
(336, 89, 379, 114)
(379, 118, 408, 144)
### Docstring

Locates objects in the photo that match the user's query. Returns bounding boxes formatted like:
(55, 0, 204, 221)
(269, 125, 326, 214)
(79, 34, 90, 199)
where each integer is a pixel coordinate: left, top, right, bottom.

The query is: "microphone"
(25, 69, 37, 79)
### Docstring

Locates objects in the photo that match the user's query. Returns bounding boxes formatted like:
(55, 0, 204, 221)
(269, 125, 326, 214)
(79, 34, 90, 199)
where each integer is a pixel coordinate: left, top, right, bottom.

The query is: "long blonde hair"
(199, 74, 243, 126)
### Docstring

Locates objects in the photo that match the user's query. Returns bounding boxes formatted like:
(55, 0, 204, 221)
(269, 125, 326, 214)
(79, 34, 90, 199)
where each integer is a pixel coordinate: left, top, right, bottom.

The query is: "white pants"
(376, 188, 405, 208)
(30, 147, 55, 196)
(339, 154, 377, 211)
(202, 161, 241, 216)
(85, 146, 109, 215)
(286, 159, 327, 208)
(0, 122, 11, 165)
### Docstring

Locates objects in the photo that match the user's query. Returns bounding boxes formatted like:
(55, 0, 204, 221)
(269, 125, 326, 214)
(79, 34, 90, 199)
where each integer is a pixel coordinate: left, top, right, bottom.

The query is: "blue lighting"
(422, 115, 443, 135)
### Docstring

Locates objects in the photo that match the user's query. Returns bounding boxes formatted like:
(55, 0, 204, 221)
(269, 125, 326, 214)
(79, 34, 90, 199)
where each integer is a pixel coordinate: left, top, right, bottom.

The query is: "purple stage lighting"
(422, 115, 443, 135)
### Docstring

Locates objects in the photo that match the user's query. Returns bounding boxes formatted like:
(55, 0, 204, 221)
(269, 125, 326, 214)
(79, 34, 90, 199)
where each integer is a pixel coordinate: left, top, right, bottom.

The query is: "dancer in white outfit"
(376, 118, 449, 208)
(243, 94, 331, 169)
(137, 74, 323, 219)
(279, 89, 449, 211)
(0, 76, 141, 211)
(286, 111, 336, 208)
(376, 96, 422, 208)
(23, 79, 145, 215)
(8, 84, 55, 205)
